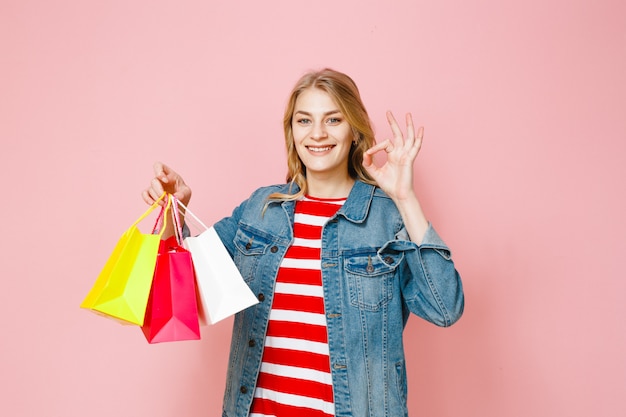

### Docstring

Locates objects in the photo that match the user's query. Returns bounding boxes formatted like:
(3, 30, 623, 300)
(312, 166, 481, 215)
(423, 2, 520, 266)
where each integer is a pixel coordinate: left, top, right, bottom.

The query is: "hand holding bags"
(178, 200, 259, 324)
(141, 197, 200, 343)
(81, 193, 171, 325)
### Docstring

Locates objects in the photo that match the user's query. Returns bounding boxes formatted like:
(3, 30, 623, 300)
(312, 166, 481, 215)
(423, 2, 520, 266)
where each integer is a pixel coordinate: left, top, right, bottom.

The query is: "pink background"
(1, 0, 625, 416)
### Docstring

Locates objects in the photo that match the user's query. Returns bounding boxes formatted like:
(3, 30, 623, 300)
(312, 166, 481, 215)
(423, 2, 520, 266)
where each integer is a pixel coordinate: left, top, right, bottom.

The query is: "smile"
(307, 145, 335, 152)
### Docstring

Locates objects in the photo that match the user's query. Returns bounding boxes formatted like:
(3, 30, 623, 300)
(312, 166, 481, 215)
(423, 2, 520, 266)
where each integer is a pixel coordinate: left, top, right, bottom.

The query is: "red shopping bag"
(141, 197, 200, 343)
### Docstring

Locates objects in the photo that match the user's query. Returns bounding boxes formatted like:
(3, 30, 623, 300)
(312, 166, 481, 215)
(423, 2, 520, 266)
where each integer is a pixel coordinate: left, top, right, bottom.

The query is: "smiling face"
(292, 88, 354, 183)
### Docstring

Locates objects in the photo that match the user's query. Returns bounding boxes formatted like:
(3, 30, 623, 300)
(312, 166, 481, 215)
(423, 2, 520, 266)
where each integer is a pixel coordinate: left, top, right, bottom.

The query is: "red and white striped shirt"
(249, 196, 345, 417)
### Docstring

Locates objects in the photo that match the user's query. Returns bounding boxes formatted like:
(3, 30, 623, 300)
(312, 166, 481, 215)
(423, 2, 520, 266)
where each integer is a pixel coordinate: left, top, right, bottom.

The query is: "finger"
(143, 187, 163, 205)
(141, 189, 154, 205)
(405, 113, 415, 143)
(414, 126, 424, 151)
(386, 111, 405, 146)
(147, 178, 166, 204)
(153, 161, 169, 183)
(408, 126, 425, 160)
(361, 150, 381, 177)
(362, 150, 373, 168)
(365, 140, 392, 155)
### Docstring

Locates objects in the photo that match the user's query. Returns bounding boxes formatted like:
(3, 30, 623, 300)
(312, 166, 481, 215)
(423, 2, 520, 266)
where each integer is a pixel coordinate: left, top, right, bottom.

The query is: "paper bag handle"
(128, 192, 169, 233)
(169, 194, 185, 245)
(176, 200, 210, 232)
(148, 193, 172, 237)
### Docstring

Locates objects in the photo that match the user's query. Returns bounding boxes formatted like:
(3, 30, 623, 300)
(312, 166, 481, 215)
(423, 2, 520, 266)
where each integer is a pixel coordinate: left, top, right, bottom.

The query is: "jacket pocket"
(233, 227, 272, 283)
(344, 250, 402, 311)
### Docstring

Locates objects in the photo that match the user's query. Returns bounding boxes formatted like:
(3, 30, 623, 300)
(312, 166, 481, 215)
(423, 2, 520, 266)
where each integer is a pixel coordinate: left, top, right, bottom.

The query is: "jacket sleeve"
(388, 224, 464, 327)
(212, 199, 247, 260)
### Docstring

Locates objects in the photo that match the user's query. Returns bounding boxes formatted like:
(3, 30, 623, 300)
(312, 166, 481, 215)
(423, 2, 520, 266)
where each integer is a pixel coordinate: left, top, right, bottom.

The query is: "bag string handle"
(150, 193, 172, 236)
(176, 200, 209, 232)
(130, 192, 168, 232)
(170, 195, 185, 245)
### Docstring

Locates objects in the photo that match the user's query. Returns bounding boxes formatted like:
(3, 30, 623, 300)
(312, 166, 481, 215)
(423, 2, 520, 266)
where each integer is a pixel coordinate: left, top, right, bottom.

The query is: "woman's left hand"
(362, 111, 424, 202)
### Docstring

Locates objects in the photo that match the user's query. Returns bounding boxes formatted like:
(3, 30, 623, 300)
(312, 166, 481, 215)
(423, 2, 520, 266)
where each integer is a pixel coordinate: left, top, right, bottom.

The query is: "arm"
(364, 112, 464, 325)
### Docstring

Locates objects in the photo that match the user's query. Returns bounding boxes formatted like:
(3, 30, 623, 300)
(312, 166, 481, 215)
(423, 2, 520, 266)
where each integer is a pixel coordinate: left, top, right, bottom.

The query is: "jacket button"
(366, 265, 374, 273)
(270, 246, 278, 253)
(257, 293, 265, 302)
(245, 242, 252, 250)
(248, 339, 256, 347)
(384, 256, 394, 264)
(240, 386, 247, 394)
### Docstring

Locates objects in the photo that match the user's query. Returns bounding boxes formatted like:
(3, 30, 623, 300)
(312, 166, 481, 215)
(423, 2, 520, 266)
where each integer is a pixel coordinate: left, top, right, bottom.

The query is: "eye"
(326, 117, 342, 125)
(296, 118, 311, 125)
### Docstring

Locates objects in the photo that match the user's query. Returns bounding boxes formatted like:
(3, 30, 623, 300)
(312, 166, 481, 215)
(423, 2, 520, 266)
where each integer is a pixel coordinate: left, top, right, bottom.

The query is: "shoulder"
(233, 183, 296, 214)
(246, 183, 295, 201)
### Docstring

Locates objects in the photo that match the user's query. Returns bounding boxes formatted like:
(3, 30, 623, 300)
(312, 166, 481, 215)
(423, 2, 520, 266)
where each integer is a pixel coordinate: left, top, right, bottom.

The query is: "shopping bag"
(81, 194, 171, 325)
(142, 198, 200, 343)
(178, 201, 259, 324)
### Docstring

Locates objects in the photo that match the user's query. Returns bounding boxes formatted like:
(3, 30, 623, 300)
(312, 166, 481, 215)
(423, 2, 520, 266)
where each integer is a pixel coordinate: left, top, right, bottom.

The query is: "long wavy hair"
(268, 68, 377, 201)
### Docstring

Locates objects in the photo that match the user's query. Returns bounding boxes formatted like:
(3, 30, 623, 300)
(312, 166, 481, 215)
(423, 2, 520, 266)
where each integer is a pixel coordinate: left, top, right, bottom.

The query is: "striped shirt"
(249, 196, 345, 417)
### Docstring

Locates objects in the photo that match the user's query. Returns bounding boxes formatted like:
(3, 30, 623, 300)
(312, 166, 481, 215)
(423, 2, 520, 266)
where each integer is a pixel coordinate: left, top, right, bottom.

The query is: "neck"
(306, 175, 355, 199)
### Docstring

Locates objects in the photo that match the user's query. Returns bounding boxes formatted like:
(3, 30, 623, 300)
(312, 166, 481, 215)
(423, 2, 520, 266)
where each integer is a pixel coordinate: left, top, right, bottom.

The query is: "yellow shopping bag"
(81, 194, 171, 325)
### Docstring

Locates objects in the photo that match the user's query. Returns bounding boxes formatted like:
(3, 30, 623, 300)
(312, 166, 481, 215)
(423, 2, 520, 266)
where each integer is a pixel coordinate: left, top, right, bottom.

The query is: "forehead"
(294, 88, 340, 112)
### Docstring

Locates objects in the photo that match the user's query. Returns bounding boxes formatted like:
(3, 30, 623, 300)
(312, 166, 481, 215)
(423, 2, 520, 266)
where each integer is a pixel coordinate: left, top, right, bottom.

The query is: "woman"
(143, 68, 464, 417)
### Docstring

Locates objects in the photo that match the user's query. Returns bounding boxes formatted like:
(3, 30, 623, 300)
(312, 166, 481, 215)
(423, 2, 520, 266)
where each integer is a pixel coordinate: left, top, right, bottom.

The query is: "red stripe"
(250, 397, 333, 417)
(297, 200, 344, 217)
(276, 268, 321, 285)
(255, 372, 334, 401)
(284, 245, 320, 260)
(293, 222, 322, 239)
(256, 373, 333, 399)
(261, 347, 331, 372)
(272, 293, 324, 314)
(266, 321, 328, 343)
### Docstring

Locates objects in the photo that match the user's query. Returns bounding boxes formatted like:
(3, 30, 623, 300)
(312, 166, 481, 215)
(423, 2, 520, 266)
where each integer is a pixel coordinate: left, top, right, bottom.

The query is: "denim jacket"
(213, 180, 464, 417)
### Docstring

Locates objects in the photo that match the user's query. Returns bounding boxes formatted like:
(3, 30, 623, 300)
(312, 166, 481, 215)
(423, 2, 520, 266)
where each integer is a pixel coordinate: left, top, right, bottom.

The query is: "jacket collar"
(337, 180, 375, 223)
(277, 180, 376, 224)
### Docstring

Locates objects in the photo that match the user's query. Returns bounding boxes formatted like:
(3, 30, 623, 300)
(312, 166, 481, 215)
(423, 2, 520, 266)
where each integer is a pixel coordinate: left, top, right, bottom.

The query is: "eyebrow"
(294, 109, 342, 116)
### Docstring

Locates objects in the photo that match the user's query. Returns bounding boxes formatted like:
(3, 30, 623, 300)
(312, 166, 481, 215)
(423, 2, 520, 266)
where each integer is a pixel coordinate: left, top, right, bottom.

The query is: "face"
(291, 88, 353, 181)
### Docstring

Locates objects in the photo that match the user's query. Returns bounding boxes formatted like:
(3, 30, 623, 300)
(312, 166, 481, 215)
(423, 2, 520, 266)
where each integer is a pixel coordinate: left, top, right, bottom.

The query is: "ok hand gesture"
(362, 111, 424, 202)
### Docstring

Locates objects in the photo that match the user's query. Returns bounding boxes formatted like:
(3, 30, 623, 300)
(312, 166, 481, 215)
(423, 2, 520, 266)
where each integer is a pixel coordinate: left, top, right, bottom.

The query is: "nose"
(310, 122, 328, 140)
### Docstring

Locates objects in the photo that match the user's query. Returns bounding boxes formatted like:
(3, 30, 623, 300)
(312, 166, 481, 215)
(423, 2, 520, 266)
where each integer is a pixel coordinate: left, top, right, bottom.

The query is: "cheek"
(292, 126, 307, 144)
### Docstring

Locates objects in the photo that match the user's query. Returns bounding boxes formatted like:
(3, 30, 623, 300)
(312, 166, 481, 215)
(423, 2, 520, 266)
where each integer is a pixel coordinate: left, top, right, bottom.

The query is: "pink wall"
(2, 0, 624, 416)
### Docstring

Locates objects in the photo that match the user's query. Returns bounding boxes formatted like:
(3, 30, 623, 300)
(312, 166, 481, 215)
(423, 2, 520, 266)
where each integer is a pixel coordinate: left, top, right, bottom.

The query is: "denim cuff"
(419, 223, 450, 250)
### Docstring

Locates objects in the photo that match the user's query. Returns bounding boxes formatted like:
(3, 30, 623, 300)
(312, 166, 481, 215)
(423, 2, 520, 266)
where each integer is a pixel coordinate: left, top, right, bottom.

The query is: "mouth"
(306, 145, 335, 153)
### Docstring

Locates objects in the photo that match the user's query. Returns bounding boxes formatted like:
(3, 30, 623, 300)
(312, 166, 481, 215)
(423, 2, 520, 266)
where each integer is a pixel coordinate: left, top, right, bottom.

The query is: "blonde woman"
(143, 68, 464, 417)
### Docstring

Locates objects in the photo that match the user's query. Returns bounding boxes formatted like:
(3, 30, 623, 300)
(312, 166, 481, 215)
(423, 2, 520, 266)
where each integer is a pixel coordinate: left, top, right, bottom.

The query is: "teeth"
(308, 146, 333, 152)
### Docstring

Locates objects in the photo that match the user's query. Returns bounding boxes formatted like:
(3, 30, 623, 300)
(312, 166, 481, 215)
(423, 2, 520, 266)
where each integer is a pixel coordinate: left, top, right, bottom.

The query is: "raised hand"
(142, 162, 192, 206)
(362, 111, 424, 202)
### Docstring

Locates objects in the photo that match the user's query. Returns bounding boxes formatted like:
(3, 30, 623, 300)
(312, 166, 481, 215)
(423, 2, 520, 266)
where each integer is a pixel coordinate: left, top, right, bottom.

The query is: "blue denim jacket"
(213, 180, 464, 417)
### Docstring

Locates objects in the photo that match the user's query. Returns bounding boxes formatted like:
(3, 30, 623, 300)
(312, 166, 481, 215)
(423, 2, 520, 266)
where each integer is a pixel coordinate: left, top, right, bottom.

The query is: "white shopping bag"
(178, 202, 259, 325)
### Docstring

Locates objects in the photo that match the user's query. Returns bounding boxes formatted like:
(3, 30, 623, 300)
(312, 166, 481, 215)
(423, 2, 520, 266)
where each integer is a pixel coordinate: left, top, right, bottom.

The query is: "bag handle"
(129, 192, 168, 231)
(150, 193, 172, 236)
(176, 200, 209, 232)
(170, 195, 185, 245)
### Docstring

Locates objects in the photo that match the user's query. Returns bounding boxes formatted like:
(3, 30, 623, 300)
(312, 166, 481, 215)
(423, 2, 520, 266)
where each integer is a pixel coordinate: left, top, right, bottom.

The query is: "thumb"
(362, 150, 373, 169)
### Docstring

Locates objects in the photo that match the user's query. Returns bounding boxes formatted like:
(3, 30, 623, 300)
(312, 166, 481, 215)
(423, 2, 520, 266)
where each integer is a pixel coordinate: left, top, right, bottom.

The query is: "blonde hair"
(268, 68, 377, 201)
